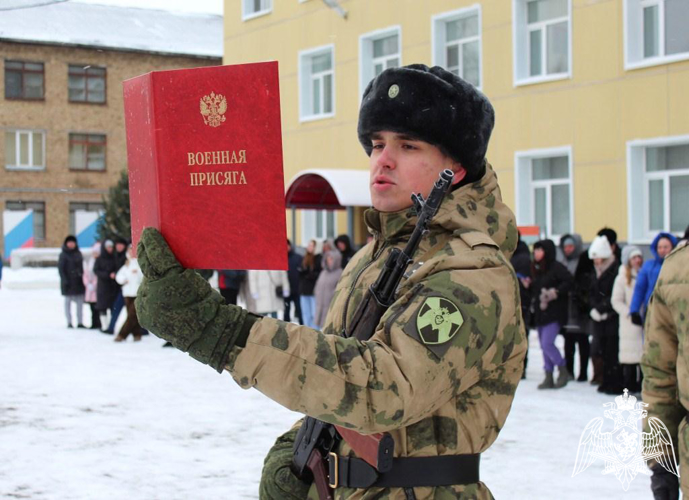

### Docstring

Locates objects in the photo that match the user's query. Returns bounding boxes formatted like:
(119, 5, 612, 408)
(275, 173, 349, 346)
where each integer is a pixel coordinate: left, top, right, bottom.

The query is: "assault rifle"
(292, 169, 455, 499)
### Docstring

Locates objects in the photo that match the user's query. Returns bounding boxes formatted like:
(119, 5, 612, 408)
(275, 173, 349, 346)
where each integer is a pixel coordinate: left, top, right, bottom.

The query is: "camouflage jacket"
(641, 243, 689, 494)
(227, 164, 526, 499)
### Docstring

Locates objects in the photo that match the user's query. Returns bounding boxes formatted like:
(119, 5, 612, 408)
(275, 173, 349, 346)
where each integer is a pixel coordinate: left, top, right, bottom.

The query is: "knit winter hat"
(621, 245, 642, 266)
(588, 235, 613, 260)
(358, 64, 495, 177)
(103, 239, 114, 248)
(597, 227, 617, 246)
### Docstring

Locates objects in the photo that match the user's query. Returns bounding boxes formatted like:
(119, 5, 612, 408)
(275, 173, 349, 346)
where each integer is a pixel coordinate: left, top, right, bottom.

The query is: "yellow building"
(224, 0, 689, 247)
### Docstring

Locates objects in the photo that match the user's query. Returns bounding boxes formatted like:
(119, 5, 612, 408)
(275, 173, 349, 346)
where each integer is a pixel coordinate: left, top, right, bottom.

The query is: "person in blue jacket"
(630, 232, 677, 326)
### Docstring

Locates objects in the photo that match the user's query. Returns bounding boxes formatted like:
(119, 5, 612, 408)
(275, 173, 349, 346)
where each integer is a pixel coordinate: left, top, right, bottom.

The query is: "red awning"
(285, 169, 371, 210)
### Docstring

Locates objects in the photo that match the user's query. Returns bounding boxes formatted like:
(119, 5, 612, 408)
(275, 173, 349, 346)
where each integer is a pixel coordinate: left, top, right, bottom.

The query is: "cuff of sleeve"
(207, 310, 261, 373)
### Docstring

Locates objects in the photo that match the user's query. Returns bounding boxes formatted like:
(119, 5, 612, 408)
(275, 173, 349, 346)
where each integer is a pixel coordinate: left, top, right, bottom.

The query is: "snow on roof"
(0, 1, 223, 58)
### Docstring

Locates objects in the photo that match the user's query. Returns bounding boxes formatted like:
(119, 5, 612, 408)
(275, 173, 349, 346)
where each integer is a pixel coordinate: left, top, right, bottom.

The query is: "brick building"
(0, 2, 222, 257)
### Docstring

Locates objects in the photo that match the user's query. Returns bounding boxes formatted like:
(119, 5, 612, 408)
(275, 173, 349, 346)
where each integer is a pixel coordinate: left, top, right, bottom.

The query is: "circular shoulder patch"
(416, 297, 463, 345)
(388, 84, 400, 99)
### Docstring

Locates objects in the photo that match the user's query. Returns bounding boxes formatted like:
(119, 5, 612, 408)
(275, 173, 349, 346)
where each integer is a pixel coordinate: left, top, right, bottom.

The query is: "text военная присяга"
(187, 149, 247, 187)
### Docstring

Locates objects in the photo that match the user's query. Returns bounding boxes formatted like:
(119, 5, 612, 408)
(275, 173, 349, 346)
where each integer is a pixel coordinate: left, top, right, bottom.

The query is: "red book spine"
(124, 73, 161, 254)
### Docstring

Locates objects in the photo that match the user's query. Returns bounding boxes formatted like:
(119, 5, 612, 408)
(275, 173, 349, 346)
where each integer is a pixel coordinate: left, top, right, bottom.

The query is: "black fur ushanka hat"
(358, 64, 495, 177)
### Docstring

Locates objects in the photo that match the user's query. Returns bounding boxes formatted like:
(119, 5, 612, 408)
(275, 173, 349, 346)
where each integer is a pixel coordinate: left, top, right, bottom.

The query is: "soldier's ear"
(451, 164, 467, 185)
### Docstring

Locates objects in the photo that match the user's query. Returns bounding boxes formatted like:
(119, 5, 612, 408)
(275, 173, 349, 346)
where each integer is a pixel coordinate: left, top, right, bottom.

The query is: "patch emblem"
(388, 84, 400, 99)
(416, 297, 463, 345)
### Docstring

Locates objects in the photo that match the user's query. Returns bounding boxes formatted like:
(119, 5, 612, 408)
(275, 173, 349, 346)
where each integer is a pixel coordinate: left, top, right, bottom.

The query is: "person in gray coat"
(313, 250, 342, 330)
(557, 234, 590, 381)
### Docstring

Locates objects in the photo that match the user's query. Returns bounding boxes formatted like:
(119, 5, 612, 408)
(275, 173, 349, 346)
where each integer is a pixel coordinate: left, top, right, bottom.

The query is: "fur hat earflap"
(357, 64, 494, 177)
(588, 235, 613, 260)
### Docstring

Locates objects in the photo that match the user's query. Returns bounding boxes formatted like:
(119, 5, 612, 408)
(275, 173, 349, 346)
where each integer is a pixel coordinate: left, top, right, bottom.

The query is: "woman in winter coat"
(82, 243, 101, 330)
(58, 235, 86, 328)
(248, 270, 290, 319)
(93, 240, 120, 329)
(556, 234, 590, 381)
(530, 239, 572, 389)
(114, 244, 143, 342)
(588, 235, 622, 395)
(314, 250, 343, 331)
(629, 232, 678, 325)
(611, 245, 644, 394)
(298, 239, 322, 329)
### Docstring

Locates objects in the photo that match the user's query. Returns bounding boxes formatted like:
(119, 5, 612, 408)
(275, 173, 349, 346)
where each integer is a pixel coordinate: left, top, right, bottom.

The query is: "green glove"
(136, 227, 256, 373)
(259, 425, 312, 500)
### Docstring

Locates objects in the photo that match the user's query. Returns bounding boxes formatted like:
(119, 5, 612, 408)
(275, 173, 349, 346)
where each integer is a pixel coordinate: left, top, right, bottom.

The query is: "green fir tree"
(96, 170, 131, 242)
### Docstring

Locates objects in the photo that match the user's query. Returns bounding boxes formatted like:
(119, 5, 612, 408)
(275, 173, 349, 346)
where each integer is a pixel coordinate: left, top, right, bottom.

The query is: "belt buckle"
(328, 451, 338, 489)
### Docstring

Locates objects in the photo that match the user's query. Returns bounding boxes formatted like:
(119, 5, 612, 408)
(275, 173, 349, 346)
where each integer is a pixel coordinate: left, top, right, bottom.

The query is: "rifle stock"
(334, 426, 394, 472)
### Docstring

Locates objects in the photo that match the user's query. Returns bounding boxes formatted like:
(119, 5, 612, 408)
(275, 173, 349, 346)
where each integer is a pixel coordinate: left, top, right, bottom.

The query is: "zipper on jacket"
(340, 237, 389, 336)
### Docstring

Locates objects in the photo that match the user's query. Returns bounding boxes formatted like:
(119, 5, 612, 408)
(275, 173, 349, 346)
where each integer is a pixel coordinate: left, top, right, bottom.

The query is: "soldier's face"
(369, 131, 466, 212)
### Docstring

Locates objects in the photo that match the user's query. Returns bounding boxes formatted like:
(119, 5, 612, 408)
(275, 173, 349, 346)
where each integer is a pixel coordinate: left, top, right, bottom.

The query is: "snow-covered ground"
(0, 268, 652, 499)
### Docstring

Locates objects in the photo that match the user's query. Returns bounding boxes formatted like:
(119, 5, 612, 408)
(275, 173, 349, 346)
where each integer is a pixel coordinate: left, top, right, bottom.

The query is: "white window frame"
(5, 129, 46, 171)
(512, 0, 572, 87)
(431, 5, 482, 89)
(627, 135, 689, 243)
(515, 146, 574, 240)
(242, 0, 272, 21)
(623, 0, 689, 70)
(298, 44, 335, 122)
(359, 26, 402, 100)
(301, 209, 338, 244)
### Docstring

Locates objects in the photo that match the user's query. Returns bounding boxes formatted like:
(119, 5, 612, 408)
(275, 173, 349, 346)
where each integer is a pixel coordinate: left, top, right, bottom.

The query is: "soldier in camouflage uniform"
(136, 64, 526, 499)
(641, 242, 689, 499)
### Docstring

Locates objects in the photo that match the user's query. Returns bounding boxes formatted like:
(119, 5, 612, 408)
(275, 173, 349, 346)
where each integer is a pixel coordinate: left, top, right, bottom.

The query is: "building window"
(5, 130, 45, 170)
(69, 133, 106, 171)
(4, 60, 44, 100)
(432, 7, 481, 88)
(516, 147, 573, 239)
(513, 0, 571, 85)
(5, 201, 46, 240)
(301, 209, 337, 243)
(360, 27, 401, 97)
(299, 45, 335, 121)
(68, 65, 106, 103)
(628, 137, 689, 242)
(69, 202, 105, 235)
(242, 0, 272, 20)
(624, 0, 689, 69)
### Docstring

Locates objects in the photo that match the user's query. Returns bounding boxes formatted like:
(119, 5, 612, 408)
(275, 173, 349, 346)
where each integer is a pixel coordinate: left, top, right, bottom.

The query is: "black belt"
(327, 452, 480, 489)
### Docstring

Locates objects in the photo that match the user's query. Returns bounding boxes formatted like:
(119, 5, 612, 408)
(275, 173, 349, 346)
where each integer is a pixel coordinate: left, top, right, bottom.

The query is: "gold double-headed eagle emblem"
(199, 92, 227, 127)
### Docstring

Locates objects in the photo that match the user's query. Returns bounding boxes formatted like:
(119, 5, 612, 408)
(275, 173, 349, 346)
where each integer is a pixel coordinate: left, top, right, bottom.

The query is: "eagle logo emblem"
(415, 297, 463, 345)
(199, 92, 227, 127)
(573, 389, 679, 490)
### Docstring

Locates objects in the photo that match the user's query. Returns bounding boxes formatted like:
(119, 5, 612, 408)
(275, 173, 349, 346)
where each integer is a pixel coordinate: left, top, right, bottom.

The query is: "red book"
(123, 62, 287, 270)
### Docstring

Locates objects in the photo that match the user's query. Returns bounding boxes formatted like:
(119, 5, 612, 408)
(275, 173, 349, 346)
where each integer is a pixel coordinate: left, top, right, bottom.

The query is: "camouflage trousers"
(259, 426, 312, 500)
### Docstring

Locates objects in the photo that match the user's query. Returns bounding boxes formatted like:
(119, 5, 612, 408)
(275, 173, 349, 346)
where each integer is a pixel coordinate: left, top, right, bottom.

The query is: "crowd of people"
(512, 225, 689, 395)
(57, 226, 687, 373)
(59, 235, 144, 342)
